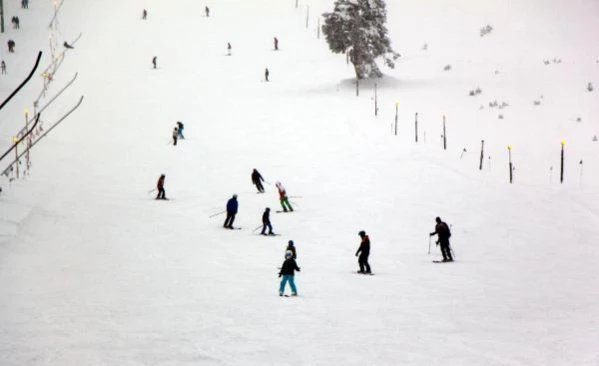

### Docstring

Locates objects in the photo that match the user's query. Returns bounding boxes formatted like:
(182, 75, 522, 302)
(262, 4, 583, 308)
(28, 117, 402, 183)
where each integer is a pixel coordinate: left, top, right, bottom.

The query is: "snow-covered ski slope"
(1, 0, 598, 365)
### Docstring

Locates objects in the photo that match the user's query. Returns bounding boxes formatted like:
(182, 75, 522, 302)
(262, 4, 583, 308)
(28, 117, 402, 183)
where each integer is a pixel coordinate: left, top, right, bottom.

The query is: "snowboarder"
(176, 121, 185, 139)
(276, 182, 293, 212)
(279, 250, 300, 296)
(142, 9, 148, 20)
(356, 230, 371, 274)
(265, 68, 269, 82)
(7, 40, 15, 53)
(205, 6, 210, 17)
(172, 126, 178, 146)
(223, 194, 238, 229)
(227, 42, 232, 56)
(152, 56, 157, 69)
(1, 61, 6, 74)
(261, 208, 274, 235)
(429, 217, 453, 262)
(286, 240, 297, 259)
(156, 174, 166, 200)
(251, 168, 265, 193)
(274, 37, 279, 51)
(63, 41, 74, 49)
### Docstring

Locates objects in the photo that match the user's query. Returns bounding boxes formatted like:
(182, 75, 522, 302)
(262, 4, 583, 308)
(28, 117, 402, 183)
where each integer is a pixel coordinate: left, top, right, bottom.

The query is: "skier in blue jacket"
(223, 194, 238, 229)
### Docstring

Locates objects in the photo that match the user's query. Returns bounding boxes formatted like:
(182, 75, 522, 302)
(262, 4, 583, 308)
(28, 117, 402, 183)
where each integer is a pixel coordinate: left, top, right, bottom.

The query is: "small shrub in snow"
(593, 135, 598, 142)
(576, 117, 582, 122)
(543, 60, 551, 65)
(469, 87, 482, 96)
(422, 43, 428, 51)
(494, 70, 499, 75)
(498, 114, 504, 119)
(443, 64, 451, 71)
(480, 24, 493, 37)
(489, 100, 498, 108)
(499, 101, 509, 109)
(587, 82, 594, 92)
(533, 100, 541, 106)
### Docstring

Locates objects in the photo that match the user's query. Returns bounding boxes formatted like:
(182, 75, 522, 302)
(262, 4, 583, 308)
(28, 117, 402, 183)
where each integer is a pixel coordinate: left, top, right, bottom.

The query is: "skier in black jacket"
(286, 240, 296, 259)
(356, 230, 371, 274)
(261, 207, 274, 235)
(430, 217, 453, 262)
(279, 250, 300, 296)
(251, 169, 265, 193)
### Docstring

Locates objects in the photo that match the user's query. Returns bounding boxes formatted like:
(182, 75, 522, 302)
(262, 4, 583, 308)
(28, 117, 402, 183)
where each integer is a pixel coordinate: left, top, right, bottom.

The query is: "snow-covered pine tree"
(322, 0, 399, 79)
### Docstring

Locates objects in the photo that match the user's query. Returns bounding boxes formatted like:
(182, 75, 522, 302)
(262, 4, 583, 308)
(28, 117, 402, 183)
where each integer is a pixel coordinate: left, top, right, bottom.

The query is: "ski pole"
(289, 196, 303, 198)
(428, 236, 431, 254)
(209, 210, 226, 218)
(450, 246, 456, 260)
(147, 188, 156, 194)
(252, 224, 263, 232)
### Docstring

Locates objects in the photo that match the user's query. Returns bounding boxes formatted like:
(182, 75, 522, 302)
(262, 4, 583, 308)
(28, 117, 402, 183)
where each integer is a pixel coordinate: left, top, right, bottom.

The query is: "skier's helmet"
(358, 230, 366, 237)
(233, 194, 237, 199)
(266, 207, 270, 211)
(288, 240, 294, 246)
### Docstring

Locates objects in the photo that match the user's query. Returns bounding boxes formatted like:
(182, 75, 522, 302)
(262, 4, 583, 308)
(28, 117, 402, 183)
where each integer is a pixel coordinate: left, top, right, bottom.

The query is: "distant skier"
(274, 37, 279, 51)
(356, 230, 371, 274)
(429, 217, 453, 262)
(1, 61, 6, 74)
(63, 41, 74, 49)
(265, 68, 269, 82)
(176, 121, 185, 139)
(142, 9, 147, 20)
(172, 126, 178, 146)
(223, 194, 238, 229)
(227, 42, 232, 56)
(261, 208, 274, 235)
(251, 168, 265, 193)
(278, 250, 300, 296)
(156, 174, 166, 200)
(205, 6, 210, 17)
(7, 40, 15, 53)
(12, 16, 19, 29)
(152, 56, 157, 69)
(275, 182, 293, 212)
(286, 240, 297, 259)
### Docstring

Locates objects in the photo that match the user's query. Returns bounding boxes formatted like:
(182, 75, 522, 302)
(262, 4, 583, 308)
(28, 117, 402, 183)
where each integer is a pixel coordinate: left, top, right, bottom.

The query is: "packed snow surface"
(1, 0, 598, 365)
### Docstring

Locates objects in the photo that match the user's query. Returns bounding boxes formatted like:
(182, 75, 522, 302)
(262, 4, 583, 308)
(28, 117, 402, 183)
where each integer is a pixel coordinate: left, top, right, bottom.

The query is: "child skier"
(278, 250, 300, 296)
(152, 56, 157, 69)
(275, 182, 293, 212)
(286, 240, 297, 259)
(156, 174, 166, 199)
(172, 126, 178, 145)
(261, 207, 274, 235)
(356, 230, 371, 274)
(176, 121, 185, 139)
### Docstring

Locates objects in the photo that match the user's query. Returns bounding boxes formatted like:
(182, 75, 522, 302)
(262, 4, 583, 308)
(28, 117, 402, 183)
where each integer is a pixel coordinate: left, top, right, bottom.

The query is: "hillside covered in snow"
(1, 0, 598, 365)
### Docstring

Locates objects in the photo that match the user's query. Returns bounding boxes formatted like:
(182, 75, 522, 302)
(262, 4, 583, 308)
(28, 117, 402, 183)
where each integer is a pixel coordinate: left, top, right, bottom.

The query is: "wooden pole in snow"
(508, 145, 513, 184)
(560, 140, 565, 184)
(415, 113, 418, 142)
(374, 84, 378, 116)
(479, 140, 484, 170)
(442, 115, 447, 150)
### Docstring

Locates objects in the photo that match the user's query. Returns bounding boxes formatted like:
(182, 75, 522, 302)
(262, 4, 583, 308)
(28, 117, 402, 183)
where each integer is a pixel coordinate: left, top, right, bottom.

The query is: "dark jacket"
(226, 197, 238, 213)
(432, 222, 451, 241)
(279, 258, 300, 276)
(157, 176, 165, 189)
(262, 210, 270, 223)
(356, 235, 370, 256)
(251, 170, 263, 184)
(286, 244, 296, 259)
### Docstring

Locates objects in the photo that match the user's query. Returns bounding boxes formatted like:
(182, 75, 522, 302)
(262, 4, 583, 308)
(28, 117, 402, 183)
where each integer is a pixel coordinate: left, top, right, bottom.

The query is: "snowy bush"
(593, 135, 598, 142)
(469, 87, 482, 96)
(533, 100, 541, 106)
(587, 82, 594, 92)
(543, 60, 551, 65)
(322, 0, 400, 79)
(480, 24, 493, 37)
(422, 43, 428, 51)
(498, 114, 504, 119)
(443, 64, 451, 71)
(499, 101, 509, 109)
(576, 117, 582, 122)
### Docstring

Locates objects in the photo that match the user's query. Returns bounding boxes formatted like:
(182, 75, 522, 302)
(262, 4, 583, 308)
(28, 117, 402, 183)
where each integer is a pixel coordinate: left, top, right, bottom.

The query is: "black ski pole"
(428, 236, 431, 254)
(252, 225, 263, 232)
(209, 210, 226, 218)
